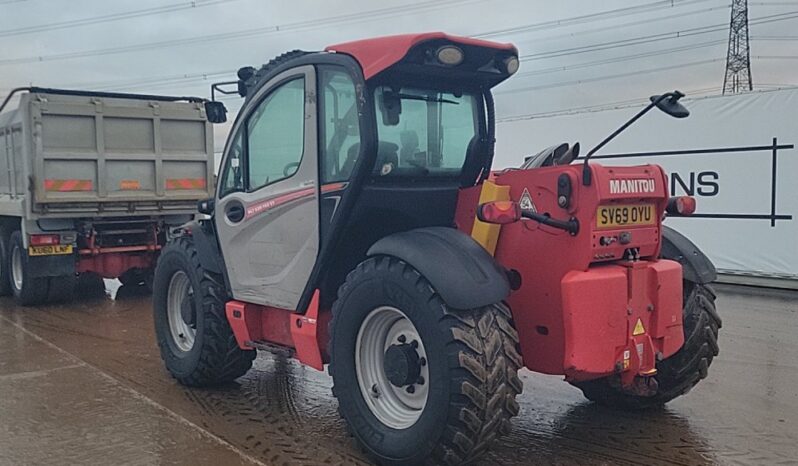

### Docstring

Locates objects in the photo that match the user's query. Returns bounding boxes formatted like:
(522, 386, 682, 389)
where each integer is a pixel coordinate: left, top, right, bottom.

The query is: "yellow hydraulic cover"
(471, 180, 510, 255)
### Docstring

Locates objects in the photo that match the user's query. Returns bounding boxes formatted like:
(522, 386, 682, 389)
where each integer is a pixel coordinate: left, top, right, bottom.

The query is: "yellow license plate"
(28, 244, 73, 256)
(597, 204, 655, 228)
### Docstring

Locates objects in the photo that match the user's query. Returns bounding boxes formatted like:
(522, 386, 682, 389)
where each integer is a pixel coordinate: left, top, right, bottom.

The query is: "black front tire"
(572, 282, 721, 409)
(7, 231, 50, 306)
(329, 256, 523, 465)
(153, 236, 255, 387)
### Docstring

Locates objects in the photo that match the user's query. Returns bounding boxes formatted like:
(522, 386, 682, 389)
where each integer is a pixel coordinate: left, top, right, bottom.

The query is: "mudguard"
(661, 225, 716, 284)
(367, 226, 510, 310)
(185, 220, 225, 275)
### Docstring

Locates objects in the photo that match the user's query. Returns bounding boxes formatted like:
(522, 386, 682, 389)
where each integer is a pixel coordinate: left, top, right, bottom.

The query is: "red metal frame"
(456, 163, 684, 383)
(75, 224, 161, 279)
(226, 290, 331, 370)
(325, 32, 517, 79)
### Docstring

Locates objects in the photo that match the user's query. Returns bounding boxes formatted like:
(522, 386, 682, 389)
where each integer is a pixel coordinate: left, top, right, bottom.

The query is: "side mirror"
(205, 101, 228, 124)
(197, 198, 215, 215)
(650, 91, 689, 119)
(477, 201, 521, 224)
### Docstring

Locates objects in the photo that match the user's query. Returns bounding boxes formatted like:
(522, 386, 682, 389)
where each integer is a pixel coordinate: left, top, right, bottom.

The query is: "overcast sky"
(1, 0, 796, 151)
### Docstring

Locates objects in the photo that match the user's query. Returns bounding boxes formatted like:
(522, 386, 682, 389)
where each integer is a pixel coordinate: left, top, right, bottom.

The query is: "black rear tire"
(153, 236, 255, 387)
(329, 256, 523, 465)
(7, 231, 50, 306)
(47, 275, 76, 303)
(572, 282, 721, 409)
(0, 227, 11, 297)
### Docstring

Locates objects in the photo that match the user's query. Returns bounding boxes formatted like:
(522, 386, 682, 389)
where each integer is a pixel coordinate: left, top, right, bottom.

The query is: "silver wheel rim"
(11, 243, 23, 291)
(166, 270, 196, 352)
(355, 306, 429, 429)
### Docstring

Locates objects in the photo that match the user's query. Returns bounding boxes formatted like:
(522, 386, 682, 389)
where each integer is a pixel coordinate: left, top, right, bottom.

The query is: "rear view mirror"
(205, 101, 228, 124)
(650, 91, 689, 119)
(379, 91, 402, 126)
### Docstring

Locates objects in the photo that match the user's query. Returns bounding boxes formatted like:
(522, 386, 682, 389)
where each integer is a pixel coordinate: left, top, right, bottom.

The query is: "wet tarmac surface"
(0, 283, 796, 465)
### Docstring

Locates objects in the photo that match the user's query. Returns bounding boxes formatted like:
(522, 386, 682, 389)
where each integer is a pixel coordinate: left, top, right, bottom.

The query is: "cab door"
(214, 66, 319, 310)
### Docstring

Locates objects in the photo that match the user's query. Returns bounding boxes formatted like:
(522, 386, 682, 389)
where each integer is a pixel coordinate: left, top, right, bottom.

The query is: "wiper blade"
(394, 93, 459, 105)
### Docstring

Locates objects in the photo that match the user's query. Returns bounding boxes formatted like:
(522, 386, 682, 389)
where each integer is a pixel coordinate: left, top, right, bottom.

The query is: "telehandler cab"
(153, 33, 721, 465)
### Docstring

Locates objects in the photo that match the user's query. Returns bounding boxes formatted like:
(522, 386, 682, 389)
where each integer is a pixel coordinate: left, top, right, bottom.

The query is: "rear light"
(29, 234, 60, 246)
(666, 196, 696, 216)
(477, 201, 521, 224)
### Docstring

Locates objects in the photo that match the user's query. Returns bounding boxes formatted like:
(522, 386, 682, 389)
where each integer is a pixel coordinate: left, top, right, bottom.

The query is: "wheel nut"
(397, 334, 406, 343)
(406, 385, 415, 394)
(371, 384, 380, 398)
(420, 357, 427, 366)
(410, 340, 419, 349)
(417, 376, 425, 385)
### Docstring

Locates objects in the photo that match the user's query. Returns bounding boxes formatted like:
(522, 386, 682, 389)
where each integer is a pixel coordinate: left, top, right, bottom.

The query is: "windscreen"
(373, 86, 479, 178)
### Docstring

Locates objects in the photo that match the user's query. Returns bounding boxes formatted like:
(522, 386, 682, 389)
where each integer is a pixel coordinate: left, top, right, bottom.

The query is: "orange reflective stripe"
(166, 178, 207, 190)
(44, 179, 93, 192)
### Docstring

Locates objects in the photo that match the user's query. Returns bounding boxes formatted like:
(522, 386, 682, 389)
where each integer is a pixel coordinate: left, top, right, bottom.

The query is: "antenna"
(722, 0, 753, 94)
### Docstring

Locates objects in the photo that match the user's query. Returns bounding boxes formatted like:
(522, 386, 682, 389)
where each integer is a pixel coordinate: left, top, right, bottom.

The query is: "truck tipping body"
(0, 89, 214, 303)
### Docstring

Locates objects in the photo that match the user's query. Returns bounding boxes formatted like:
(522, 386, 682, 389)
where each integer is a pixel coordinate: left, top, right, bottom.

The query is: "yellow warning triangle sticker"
(633, 318, 646, 336)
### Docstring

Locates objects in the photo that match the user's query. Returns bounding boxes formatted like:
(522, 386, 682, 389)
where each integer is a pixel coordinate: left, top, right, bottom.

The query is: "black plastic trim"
(661, 225, 717, 284)
(367, 227, 510, 310)
(187, 220, 225, 276)
(27, 254, 74, 278)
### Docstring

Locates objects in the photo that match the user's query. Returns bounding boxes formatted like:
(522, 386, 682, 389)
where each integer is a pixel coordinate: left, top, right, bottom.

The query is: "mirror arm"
(582, 93, 672, 186)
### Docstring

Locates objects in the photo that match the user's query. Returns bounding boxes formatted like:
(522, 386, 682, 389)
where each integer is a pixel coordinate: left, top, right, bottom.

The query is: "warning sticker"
(519, 188, 537, 213)
(633, 318, 646, 336)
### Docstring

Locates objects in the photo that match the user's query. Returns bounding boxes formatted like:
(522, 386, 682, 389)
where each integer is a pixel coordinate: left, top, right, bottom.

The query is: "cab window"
(247, 78, 306, 191)
(319, 68, 361, 183)
(218, 77, 306, 196)
(373, 86, 478, 178)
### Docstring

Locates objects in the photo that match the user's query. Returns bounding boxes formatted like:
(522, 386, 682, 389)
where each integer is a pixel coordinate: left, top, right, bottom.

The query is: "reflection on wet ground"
(0, 284, 796, 465)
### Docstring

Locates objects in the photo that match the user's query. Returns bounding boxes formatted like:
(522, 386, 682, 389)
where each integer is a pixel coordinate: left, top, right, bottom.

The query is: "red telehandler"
(152, 33, 720, 465)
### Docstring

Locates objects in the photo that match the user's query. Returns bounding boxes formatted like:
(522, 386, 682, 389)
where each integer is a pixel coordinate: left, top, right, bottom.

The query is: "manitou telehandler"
(152, 33, 721, 465)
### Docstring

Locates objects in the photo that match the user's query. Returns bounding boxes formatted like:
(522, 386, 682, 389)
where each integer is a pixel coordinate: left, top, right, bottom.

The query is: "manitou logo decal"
(609, 178, 656, 194)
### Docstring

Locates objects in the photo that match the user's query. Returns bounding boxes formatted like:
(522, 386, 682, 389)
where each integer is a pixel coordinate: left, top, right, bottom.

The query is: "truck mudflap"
(561, 259, 684, 383)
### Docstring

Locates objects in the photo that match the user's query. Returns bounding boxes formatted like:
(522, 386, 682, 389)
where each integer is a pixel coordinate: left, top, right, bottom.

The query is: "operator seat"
(340, 141, 399, 178)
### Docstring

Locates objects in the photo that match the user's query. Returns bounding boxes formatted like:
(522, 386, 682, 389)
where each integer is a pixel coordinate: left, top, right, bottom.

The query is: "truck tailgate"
(29, 93, 213, 213)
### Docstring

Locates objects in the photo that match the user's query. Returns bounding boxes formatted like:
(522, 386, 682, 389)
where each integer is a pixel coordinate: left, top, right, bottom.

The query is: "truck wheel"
(120, 268, 153, 288)
(329, 256, 523, 465)
(153, 237, 255, 387)
(0, 227, 11, 297)
(572, 282, 721, 409)
(47, 275, 76, 304)
(7, 231, 50, 306)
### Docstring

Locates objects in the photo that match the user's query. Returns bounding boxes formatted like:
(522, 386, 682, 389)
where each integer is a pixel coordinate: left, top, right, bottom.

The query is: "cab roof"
(325, 32, 517, 81)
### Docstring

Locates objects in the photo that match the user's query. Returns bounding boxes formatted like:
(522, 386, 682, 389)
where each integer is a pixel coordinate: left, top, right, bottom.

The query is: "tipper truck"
(0, 88, 217, 305)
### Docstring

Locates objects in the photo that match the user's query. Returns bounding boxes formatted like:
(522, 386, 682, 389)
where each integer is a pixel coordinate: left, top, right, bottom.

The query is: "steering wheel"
(283, 162, 300, 177)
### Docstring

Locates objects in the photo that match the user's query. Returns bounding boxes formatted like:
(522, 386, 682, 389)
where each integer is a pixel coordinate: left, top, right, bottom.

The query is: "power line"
(496, 87, 721, 122)
(516, 39, 727, 78)
(474, 0, 718, 38)
(495, 58, 725, 94)
(520, 11, 798, 61)
(0, 0, 478, 66)
(0, 0, 239, 37)
(511, 2, 730, 48)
